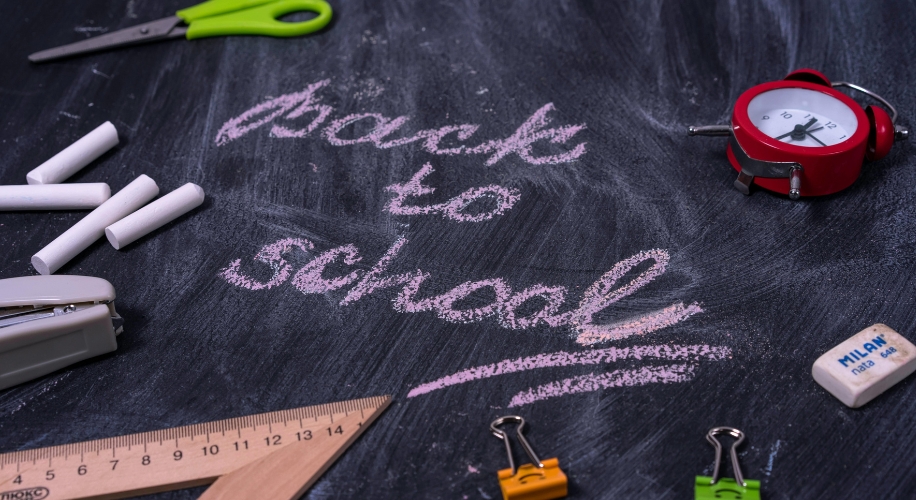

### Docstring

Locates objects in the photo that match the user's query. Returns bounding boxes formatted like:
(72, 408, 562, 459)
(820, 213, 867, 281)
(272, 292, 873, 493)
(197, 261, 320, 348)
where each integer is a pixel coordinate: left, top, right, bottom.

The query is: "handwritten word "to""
(220, 237, 702, 344)
(215, 79, 588, 166)
(385, 163, 520, 222)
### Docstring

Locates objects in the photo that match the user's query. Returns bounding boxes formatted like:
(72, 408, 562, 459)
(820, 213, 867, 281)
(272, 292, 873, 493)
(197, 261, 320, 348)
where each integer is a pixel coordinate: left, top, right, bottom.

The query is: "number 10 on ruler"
(0, 396, 387, 500)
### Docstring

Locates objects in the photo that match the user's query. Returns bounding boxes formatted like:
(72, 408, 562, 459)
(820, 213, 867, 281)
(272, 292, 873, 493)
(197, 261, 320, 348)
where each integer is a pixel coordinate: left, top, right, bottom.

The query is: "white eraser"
(812, 324, 916, 408)
(31, 175, 159, 275)
(0, 183, 111, 210)
(105, 182, 205, 249)
(26, 121, 119, 185)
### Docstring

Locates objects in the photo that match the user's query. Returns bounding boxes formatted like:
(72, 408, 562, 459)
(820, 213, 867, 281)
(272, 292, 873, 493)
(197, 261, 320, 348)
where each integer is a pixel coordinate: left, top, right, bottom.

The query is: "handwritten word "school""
(220, 237, 702, 345)
(215, 80, 588, 167)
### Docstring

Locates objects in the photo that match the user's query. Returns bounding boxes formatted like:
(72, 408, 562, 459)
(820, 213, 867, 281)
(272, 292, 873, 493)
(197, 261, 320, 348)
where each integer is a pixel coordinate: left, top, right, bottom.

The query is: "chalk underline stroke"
(407, 343, 731, 397)
(508, 364, 697, 407)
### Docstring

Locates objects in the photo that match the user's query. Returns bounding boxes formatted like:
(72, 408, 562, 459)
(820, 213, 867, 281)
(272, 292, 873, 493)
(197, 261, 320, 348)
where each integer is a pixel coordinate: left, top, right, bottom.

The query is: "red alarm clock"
(689, 69, 908, 199)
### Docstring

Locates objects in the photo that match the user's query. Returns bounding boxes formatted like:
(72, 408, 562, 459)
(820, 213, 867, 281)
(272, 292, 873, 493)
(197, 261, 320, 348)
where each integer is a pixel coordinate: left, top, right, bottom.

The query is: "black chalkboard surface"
(2, 1, 915, 498)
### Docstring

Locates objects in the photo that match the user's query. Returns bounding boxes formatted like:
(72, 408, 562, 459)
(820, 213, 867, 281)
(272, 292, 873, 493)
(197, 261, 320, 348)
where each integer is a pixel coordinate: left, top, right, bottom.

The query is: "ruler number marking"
(0, 397, 389, 497)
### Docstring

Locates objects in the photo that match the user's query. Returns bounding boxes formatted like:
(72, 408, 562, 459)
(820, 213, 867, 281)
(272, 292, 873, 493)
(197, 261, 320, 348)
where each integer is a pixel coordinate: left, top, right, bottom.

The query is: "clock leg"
(733, 170, 754, 195)
(789, 167, 802, 200)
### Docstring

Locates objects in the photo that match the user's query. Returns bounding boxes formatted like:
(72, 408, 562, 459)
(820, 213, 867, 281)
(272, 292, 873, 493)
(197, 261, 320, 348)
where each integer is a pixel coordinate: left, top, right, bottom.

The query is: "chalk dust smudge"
(765, 440, 782, 476)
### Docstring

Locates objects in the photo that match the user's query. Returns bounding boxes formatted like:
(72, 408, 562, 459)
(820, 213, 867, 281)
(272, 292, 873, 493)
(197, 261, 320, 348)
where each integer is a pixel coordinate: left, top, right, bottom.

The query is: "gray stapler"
(0, 275, 123, 390)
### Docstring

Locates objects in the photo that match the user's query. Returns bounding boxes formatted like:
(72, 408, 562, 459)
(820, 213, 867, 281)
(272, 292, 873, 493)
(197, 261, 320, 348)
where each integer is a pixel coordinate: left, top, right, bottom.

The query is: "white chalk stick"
(0, 183, 111, 210)
(31, 175, 159, 275)
(105, 183, 205, 249)
(26, 122, 119, 185)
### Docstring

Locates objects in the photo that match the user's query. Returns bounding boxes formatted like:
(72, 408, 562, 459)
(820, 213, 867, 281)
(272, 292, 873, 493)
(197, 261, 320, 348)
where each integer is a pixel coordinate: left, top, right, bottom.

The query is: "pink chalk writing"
(217, 80, 331, 145)
(407, 344, 731, 397)
(220, 238, 313, 290)
(385, 163, 521, 222)
(379, 124, 480, 154)
(397, 277, 513, 323)
(508, 364, 696, 407)
(339, 237, 420, 305)
(215, 79, 587, 166)
(270, 84, 334, 139)
(324, 113, 410, 146)
(220, 237, 702, 341)
(576, 302, 704, 345)
(291, 244, 363, 294)
(570, 249, 669, 326)
(500, 284, 570, 329)
(467, 103, 587, 166)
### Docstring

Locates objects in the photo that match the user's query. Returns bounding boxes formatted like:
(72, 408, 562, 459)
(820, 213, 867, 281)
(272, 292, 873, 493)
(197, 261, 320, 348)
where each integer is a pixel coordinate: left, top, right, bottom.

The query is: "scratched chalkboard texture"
(2, 0, 915, 498)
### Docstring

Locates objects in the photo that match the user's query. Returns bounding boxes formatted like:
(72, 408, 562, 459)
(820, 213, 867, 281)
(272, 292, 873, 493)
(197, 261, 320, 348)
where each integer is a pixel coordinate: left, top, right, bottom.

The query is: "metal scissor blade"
(28, 16, 188, 63)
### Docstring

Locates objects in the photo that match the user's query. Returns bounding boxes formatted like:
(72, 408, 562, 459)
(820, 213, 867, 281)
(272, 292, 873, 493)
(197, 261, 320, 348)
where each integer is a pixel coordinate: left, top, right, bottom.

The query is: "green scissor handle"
(177, 0, 274, 22)
(176, 0, 332, 40)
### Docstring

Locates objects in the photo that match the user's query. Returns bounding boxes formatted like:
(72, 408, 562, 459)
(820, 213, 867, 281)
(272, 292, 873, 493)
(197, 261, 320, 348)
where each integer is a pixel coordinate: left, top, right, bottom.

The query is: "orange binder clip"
(490, 416, 568, 500)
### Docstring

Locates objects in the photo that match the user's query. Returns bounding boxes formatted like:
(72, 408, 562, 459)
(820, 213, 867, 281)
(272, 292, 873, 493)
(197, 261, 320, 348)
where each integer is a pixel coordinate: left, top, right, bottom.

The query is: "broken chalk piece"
(812, 324, 916, 408)
(105, 182, 205, 249)
(31, 175, 159, 275)
(26, 121, 119, 185)
(0, 183, 110, 210)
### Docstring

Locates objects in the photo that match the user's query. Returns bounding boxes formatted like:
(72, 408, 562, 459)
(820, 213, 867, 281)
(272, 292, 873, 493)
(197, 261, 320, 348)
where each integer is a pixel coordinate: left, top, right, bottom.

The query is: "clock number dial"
(747, 88, 858, 148)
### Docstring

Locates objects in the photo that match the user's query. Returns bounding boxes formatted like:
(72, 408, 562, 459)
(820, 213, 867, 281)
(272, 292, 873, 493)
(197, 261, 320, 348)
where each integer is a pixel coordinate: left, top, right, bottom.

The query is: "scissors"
(28, 0, 332, 63)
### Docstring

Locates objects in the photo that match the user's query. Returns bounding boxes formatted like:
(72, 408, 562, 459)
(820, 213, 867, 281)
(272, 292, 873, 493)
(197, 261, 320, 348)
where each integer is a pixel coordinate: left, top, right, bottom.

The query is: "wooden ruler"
(0, 395, 391, 500)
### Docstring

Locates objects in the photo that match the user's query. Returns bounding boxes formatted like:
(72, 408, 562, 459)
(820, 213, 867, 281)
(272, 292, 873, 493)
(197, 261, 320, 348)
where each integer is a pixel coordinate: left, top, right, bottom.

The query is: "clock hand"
(775, 118, 819, 141)
(806, 131, 827, 146)
(775, 130, 795, 140)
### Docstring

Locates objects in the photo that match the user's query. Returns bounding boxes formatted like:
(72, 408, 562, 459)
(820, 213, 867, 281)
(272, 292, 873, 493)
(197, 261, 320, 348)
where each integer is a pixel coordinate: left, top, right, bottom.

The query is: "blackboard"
(2, 0, 916, 498)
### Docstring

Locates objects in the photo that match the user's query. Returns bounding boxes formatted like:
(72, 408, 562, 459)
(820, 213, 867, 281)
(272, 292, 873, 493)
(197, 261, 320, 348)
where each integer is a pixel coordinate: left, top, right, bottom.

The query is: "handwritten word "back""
(215, 80, 588, 166)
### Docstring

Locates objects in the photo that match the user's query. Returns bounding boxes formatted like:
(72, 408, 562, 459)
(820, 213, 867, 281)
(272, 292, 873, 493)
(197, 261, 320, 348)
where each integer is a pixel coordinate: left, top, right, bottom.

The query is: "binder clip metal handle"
(490, 415, 543, 475)
(706, 426, 746, 487)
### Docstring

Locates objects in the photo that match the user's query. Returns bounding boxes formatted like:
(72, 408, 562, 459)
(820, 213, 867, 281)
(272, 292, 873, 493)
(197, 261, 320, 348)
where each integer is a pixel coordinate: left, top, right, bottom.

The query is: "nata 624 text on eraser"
(812, 324, 916, 408)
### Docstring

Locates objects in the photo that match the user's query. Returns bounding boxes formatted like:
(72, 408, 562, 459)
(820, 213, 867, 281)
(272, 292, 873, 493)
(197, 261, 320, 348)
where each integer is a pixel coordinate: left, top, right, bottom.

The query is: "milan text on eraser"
(812, 324, 916, 408)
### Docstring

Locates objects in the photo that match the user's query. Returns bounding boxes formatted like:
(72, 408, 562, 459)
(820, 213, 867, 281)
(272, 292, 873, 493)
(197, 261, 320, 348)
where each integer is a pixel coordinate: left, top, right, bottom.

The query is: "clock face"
(746, 87, 859, 147)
